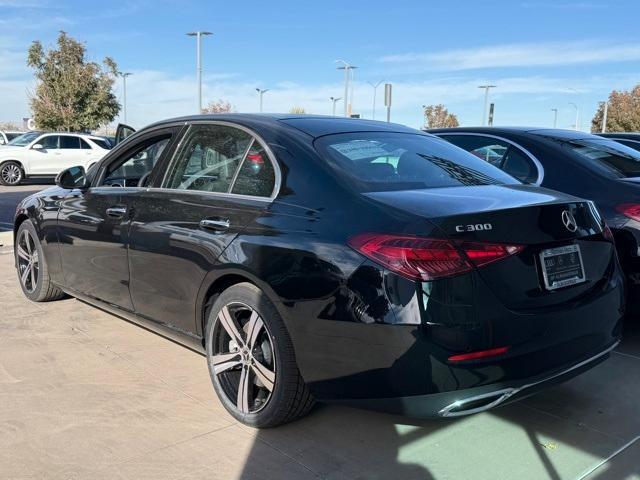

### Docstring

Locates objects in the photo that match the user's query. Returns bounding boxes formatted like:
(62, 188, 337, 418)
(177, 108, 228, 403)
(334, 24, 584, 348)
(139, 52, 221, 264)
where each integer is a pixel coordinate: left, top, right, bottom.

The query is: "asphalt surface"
(0, 181, 52, 232)
(0, 187, 639, 479)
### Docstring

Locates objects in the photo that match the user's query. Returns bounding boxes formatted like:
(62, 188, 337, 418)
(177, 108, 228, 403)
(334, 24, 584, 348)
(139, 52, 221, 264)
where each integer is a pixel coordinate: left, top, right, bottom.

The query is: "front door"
(126, 123, 278, 334)
(27, 134, 62, 175)
(56, 129, 178, 310)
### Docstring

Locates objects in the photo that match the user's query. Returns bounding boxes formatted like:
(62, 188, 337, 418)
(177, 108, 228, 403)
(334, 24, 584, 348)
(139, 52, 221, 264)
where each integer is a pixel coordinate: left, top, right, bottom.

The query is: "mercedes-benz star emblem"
(562, 210, 578, 232)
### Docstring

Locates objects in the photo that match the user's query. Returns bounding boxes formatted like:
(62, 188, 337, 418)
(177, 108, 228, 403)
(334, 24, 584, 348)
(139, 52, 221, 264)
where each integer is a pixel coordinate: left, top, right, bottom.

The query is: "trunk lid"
(365, 185, 614, 310)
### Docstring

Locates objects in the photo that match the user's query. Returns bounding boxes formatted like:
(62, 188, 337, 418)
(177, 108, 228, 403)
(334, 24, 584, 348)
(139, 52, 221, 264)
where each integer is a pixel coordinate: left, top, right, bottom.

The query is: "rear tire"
(0, 161, 23, 186)
(15, 220, 65, 302)
(205, 282, 314, 428)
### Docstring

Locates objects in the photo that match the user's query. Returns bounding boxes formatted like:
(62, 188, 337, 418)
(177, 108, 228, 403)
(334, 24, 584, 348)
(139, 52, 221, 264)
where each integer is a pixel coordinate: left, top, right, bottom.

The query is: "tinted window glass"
(5, 133, 21, 141)
(501, 148, 537, 183)
(614, 139, 640, 152)
(101, 136, 170, 187)
(231, 142, 276, 197)
(90, 138, 111, 150)
(440, 135, 509, 168)
(8, 131, 40, 146)
(60, 136, 81, 149)
(164, 125, 252, 193)
(564, 138, 640, 178)
(39, 135, 59, 149)
(80, 138, 91, 149)
(315, 132, 519, 192)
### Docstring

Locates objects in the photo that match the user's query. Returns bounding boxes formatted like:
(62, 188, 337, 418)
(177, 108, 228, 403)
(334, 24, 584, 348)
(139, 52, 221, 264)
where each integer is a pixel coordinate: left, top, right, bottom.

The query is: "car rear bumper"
(334, 340, 619, 418)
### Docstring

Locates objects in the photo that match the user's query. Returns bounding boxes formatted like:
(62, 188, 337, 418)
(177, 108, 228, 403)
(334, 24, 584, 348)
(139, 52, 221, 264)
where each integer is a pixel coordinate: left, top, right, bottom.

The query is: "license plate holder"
(539, 244, 586, 291)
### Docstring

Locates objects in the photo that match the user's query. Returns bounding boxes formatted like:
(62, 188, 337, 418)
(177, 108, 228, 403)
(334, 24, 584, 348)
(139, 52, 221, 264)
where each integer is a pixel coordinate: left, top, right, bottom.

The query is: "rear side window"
(314, 132, 519, 192)
(164, 125, 252, 193)
(90, 138, 111, 150)
(60, 136, 81, 149)
(231, 142, 276, 197)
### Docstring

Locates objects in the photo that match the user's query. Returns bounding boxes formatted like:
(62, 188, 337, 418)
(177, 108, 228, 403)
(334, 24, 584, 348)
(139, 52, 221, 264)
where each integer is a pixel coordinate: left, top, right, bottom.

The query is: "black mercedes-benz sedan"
(430, 126, 640, 309)
(14, 115, 623, 427)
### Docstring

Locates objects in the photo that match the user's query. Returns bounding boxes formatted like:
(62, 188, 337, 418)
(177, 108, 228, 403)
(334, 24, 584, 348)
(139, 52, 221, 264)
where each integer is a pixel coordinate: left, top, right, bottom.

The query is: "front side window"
(315, 132, 519, 192)
(164, 125, 252, 193)
(101, 136, 170, 187)
(38, 135, 59, 149)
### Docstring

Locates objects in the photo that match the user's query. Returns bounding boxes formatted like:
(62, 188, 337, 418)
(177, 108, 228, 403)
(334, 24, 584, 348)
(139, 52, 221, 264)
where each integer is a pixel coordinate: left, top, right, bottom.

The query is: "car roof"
(146, 113, 424, 138)
(428, 126, 599, 141)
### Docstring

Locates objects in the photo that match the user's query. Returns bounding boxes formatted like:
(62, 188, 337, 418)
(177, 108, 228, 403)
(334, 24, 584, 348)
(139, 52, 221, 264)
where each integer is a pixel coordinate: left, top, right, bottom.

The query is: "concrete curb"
(0, 231, 13, 247)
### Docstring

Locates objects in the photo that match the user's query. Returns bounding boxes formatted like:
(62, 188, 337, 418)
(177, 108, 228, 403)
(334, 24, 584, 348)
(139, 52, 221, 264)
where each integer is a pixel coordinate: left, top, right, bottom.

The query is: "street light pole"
(120, 72, 132, 124)
(367, 80, 384, 120)
(601, 101, 609, 133)
(256, 88, 269, 113)
(569, 102, 580, 130)
(186, 31, 213, 113)
(336, 60, 358, 117)
(551, 108, 558, 128)
(330, 96, 342, 116)
(478, 85, 496, 126)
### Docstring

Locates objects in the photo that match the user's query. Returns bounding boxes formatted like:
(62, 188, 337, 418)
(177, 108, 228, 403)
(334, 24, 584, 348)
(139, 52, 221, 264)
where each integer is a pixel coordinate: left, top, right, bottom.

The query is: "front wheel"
(205, 282, 314, 428)
(15, 220, 65, 302)
(0, 161, 23, 186)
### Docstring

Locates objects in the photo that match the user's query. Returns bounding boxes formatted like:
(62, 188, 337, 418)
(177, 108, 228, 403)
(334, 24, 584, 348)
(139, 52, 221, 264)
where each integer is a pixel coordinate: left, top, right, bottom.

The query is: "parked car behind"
(430, 127, 640, 306)
(598, 132, 640, 152)
(0, 131, 24, 145)
(15, 115, 623, 427)
(0, 131, 111, 185)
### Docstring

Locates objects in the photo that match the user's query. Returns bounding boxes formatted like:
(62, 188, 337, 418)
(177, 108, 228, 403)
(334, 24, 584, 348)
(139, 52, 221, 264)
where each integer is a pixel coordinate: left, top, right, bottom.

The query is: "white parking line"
(576, 435, 640, 480)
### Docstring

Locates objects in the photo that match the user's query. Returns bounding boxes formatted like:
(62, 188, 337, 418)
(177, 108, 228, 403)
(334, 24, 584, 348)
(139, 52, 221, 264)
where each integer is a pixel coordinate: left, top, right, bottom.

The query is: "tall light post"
(336, 60, 358, 117)
(330, 96, 342, 116)
(600, 101, 609, 133)
(551, 108, 558, 128)
(367, 80, 384, 120)
(569, 102, 580, 131)
(478, 85, 496, 126)
(256, 88, 269, 113)
(120, 72, 132, 124)
(186, 31, 213, 113)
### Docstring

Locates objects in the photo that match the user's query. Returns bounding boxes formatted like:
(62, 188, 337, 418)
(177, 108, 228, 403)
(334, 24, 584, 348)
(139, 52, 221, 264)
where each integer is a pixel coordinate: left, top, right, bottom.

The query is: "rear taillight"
(348, 233, 523, 281)
(448, 346, 510, 363)
(616, 204, 640, 222)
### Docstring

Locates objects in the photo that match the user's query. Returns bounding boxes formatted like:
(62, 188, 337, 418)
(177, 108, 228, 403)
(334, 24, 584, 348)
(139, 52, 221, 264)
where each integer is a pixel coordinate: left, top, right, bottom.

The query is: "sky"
(1, 0, 640, 131)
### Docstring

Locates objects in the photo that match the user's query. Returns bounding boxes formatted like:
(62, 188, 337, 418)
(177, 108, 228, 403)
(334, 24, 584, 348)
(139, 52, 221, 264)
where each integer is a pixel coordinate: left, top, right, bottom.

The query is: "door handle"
(106, 206, 127, 218)
(200, 218, 230, 230)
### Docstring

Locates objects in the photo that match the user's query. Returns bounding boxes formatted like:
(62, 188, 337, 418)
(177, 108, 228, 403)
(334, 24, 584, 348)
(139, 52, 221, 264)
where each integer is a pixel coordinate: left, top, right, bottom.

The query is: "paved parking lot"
(0, 221, 639, 479)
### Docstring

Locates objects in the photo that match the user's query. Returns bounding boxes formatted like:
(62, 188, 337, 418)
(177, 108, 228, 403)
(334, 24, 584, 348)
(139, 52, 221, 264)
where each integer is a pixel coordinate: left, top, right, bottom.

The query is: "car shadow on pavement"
(238, 319, 640, 480)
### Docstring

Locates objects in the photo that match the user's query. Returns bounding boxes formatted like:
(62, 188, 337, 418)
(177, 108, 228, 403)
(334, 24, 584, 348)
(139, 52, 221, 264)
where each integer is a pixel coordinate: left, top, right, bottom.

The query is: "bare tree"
(201, 99, 235, 114)
(289, 106, 306, 114)
(423, 104, 460, 129)
(592, 84, 640, 133)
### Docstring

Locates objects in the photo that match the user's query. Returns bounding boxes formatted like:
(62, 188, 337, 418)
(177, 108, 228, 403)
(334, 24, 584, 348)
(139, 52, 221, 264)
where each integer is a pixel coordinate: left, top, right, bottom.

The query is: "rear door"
(59, 135, 89, 169)
(125, 122, 279, 334)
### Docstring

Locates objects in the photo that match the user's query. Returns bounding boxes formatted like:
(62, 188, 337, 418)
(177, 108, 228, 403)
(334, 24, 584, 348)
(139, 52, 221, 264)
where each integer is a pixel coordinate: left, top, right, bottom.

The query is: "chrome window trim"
(158, 120, 282, 202)
(437, 132, 545, 186)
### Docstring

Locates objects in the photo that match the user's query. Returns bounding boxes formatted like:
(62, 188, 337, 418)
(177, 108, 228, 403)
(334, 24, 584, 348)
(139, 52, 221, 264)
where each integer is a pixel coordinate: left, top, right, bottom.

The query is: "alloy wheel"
(209, 302, 276, 414)
(17, 229, 39, 293)
(1, 164, 21, 185)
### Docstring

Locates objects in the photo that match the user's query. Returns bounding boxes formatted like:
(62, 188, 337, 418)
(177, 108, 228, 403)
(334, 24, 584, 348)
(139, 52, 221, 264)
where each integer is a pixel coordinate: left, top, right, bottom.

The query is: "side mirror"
(32, 143, 44, 150)
(56, 166, 88, 189)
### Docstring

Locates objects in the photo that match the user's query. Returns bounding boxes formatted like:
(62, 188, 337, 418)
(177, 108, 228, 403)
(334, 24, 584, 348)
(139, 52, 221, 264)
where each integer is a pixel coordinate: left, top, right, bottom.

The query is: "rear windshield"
(562, 138, 640, 178)
(314, 132, 520, 192)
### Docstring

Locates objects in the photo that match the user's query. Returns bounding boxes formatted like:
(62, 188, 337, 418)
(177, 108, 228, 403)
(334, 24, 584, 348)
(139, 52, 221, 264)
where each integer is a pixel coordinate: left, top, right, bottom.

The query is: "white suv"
(0, 132, 111, 186)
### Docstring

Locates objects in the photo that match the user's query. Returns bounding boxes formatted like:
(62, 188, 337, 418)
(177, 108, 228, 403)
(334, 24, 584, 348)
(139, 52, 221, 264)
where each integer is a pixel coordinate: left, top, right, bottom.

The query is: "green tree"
(423, 104, 459, 129)
(27, 31, 120, 132)
(592, 84, 640, 133)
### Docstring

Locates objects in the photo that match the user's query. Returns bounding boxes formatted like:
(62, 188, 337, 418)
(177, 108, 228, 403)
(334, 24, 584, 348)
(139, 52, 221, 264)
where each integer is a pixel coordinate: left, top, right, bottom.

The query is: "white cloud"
(380, 41, 640, 71)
